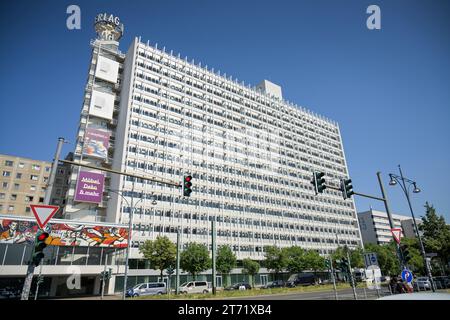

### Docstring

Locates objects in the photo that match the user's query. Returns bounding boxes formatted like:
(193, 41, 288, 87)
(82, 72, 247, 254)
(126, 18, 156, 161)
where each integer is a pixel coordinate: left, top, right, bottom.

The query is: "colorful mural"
(0, 219, 128, 248)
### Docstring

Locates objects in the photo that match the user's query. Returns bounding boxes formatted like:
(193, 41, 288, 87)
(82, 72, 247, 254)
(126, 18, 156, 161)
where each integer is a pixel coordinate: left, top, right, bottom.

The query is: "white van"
(126, 282, 167, 297)
(179, 281, 210, 294)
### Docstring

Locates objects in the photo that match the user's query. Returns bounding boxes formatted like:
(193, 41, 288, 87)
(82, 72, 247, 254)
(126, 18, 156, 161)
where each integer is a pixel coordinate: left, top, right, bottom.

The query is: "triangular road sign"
(30, 204, 59, 229)
(391, 228, 402, 244)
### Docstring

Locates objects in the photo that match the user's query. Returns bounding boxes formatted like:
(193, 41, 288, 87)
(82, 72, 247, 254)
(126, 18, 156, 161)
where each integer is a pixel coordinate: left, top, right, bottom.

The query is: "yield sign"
(30, 204, 59, 229)
(391, 228, 402, 244)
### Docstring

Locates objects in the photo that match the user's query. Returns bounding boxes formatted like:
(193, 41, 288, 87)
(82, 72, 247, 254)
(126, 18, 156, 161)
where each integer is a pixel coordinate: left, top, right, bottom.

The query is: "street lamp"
(106, 181, 144, 300)
(388, 165, 435, 292)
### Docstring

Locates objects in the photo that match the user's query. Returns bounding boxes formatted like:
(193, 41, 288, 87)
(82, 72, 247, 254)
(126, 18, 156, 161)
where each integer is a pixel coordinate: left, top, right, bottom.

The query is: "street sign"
(401, 269, 413, 283)
(391, 228, 402, 244)
(365, 265, 382, 290)
(30, 204, 59, 229)
(364, 252, 379, 268)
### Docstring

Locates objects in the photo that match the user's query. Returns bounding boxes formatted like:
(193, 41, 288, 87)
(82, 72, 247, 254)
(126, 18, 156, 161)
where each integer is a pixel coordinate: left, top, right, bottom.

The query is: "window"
(2, 171, 11, 177)
(43, 177, 49, 183)
(14, 183, 19, 190)
(30, 175, 38, 181)
(8, 205, 14, 212)
(39, 197, 44, 203)
(30, 185, 36, 191)
(25, 207, 31, 213)
(0, 193, 5, 199)
(10, 194, 17, 201)
(45, 167, 51, 172)
(4, 160, 13, 166)
(18, 162, 25, 169)
(16, 173, 22, 179)
(0, 205, 3, 212)
(32, 164, 41, 171)
(2, 182, 8, 188)
(25, 196, 33, 202)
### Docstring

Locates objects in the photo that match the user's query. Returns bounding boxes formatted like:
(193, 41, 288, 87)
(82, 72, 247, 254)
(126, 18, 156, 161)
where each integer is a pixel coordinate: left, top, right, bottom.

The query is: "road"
(223, 287, 389, 300)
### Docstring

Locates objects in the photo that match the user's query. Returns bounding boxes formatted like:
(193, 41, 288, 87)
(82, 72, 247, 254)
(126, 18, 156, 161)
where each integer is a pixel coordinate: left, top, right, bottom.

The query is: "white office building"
(64, 14, 363, 264)
(358, 209, 422, 245)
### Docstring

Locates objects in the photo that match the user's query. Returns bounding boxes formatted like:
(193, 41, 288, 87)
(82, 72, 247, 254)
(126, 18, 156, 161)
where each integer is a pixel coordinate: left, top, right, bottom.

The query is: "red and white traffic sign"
(391, 228, 402, 244)
(30, 204, 59, 229)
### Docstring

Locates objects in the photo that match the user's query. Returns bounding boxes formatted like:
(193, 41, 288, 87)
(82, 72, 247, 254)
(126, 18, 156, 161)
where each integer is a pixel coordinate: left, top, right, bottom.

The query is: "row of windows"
(136, 47, 338, 137)
(2, 171, 48, 182)
(2, 160, 50, 172)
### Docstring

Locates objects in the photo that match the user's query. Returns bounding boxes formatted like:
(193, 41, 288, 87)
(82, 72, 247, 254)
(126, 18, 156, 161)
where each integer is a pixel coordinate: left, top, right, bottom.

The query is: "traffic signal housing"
(341, 178, 354, 200)
(32, 230, 49, 267)
(401, 244, 411, 264)
(311, 171, 326, 195)
(183, 175, 193, 197)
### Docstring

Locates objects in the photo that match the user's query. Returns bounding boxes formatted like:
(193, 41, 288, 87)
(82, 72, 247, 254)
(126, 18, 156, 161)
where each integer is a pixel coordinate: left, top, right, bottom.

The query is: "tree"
(420, 202, 450, 273)
(139, 236, 176, 280)
(284, 246, 307, 274)
(180, 242, 211, 280)
(242, 258, 260, 286)
(332, 246, 364, 269)
(216, 245, 237, 287)
(304, 250, 326, 274)
(401, 237, 424, 274)
(264, 245, 287, 279)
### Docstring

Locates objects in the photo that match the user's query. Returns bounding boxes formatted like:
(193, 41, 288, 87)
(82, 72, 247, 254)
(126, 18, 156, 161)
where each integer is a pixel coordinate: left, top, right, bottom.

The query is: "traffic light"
(325, 259, 331, 270)
(101, 268, 112, 281)
(166, 266, 175, 275)
(183, 175, 193, 197)
(341, 178, 354, 200)
(32, 230, 49, 267)
(401, 245, 411, 264)
(37, 275, 44, 285)
(311, 171, 326, 195)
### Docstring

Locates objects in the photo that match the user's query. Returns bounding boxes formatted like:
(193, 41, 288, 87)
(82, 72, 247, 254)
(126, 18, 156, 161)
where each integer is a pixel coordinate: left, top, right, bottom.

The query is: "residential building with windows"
(0, 154, 51, 216)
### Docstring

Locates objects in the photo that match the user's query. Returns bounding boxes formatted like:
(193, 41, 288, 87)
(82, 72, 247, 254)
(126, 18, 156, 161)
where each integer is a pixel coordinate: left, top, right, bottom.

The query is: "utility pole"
(34, 264, 43, 300)
(377, 172, 404, 268)
(329, 256, 338, 300)
(346, 248, 358, 300)
(101, 253, 107, 299)
(21, 137, 65, 300)
(175, 229, 181, 295)
(122, 179, 135, 300)
(211, 219, 217, 295)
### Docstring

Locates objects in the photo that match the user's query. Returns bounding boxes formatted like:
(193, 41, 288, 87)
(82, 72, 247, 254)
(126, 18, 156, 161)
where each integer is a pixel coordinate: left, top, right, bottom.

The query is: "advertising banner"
(82, 128, 110, 159)
(74, 171, 104, 204)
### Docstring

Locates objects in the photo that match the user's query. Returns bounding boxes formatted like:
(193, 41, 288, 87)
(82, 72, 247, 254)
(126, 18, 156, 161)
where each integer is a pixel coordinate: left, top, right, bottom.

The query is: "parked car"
(179, 281, 210, 294)
(262, 280, 285, 289)
(286, 273, 319, 287)
(224, 282, 252, 291)
(433, 276, 450, 289)
(126, 282, 167, 297)
(414, 277, 432, 291)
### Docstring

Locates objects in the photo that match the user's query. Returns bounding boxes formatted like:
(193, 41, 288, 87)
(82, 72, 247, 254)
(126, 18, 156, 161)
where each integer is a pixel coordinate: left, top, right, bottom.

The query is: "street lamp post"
(106, 180, 144, 299)
(388, 165, 435, 292)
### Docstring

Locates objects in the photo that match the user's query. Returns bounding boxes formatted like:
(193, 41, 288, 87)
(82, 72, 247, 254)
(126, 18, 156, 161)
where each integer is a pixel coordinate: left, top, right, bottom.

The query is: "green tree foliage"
(401, 237, 424, 274)
(139, 236, 176, 279)
(331, 246, 364, 269)
(264, 245, 287, 279)
(283, 246, 306, 274)
(216, 245, 237, 286)
(242, 258, 260, 286)
(304, 250, 326, 273)
(420, 202, 450, 273)
(180, 242, 211, 280)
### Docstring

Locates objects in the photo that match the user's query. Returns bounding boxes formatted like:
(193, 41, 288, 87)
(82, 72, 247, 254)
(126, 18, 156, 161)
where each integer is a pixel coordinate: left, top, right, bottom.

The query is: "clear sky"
(0, 0, 449, 222)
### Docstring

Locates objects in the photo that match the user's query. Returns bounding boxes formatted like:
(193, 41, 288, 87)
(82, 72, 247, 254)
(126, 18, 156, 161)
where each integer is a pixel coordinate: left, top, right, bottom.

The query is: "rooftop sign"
(94, 13, 124, 41)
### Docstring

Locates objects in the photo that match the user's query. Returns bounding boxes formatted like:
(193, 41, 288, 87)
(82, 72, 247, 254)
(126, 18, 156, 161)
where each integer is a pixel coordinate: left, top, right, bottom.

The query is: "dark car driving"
(262, 280, 285, 289)
(224, 282, 252, 290)
(286, 273, 319, 287)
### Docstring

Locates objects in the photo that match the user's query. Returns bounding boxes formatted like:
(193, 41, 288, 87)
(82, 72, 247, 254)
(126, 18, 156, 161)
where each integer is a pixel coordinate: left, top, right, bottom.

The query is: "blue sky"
(0, 0, 449, 222)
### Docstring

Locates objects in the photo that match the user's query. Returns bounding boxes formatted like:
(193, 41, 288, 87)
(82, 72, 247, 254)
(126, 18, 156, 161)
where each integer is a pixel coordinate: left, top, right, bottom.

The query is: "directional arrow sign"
(391, 228, 402, 244)
(30, 204, 59, 229)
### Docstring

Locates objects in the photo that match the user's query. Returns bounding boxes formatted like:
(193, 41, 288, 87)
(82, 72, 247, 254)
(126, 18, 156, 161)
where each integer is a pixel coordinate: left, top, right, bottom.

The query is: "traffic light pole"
(346, 249, 358, 300)
(21, 138, 66, 300)
(34, 264, 43, 300)
(175, 229, 181, 295)
(211, 219, 217, 295)
(329, 257, 338, 300)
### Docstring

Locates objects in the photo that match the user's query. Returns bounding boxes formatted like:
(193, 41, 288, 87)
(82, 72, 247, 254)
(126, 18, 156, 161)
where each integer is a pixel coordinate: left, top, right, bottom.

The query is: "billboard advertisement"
(0, 218, 128, 248)
(74, 171, 104, 204)
(82, 127, 110, 159)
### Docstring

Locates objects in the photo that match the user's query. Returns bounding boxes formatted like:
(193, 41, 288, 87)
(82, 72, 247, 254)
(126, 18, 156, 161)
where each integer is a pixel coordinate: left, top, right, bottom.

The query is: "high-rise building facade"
(64, 14, 363, 261)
